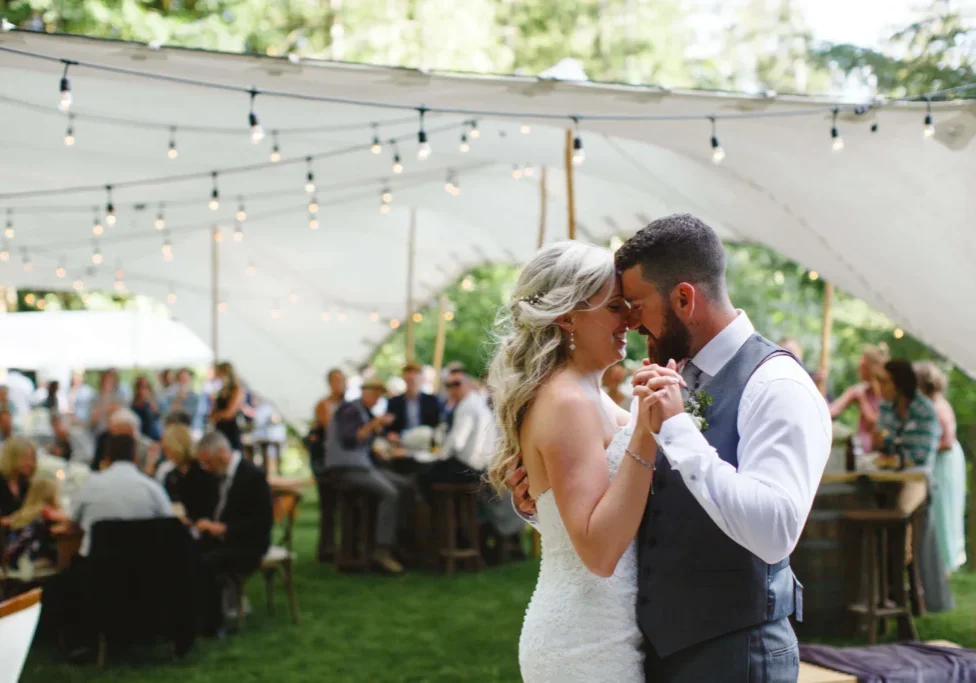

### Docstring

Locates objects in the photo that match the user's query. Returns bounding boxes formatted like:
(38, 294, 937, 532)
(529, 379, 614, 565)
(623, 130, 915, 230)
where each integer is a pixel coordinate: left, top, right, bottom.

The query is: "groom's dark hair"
(614, 213, 727, 301)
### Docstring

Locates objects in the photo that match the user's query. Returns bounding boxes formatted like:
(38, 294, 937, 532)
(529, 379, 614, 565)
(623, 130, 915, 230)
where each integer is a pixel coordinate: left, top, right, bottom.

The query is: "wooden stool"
(844, 509, 919, 643)
(431, 482, 485, 576)
(334, 485, 377, 573)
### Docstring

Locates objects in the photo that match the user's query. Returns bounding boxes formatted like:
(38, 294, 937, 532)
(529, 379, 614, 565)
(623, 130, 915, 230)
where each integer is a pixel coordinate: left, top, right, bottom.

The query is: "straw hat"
(361, 377, 388, 394)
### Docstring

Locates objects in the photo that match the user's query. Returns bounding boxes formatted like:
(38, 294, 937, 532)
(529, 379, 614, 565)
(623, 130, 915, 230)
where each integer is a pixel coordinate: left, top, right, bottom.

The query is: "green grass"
(20, 493, 976, 682)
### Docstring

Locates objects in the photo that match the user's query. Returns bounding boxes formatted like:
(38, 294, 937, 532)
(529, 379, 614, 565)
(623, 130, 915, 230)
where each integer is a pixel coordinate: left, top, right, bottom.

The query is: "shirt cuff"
(652, 412, 713, 469)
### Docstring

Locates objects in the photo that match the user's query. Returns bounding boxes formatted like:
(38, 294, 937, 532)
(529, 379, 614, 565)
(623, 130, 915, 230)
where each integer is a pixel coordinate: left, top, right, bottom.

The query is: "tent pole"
(537, 166, 548, 249)
(405, 207, 417, 363)
(969, 427, 976, 572)
(817, 281, 834, 396)
(431, 295, 449, 392)
(211, 226, 219, 365)
(564, 130, 576, 240)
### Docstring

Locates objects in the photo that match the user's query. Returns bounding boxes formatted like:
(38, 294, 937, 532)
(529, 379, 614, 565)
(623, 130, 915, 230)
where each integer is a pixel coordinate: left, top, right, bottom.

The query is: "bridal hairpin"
(518, 293, 543, 306)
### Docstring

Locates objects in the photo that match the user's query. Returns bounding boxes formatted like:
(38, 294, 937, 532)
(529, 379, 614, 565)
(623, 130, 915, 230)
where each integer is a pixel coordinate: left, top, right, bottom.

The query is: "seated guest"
(0, 436, 37, 520)
(0, 409, 15, 444)
(326, 378, 410, 574)
(70, 433, 173, 557)
(418, 366, 492, 500)
(93, 408, 158, 473)
(160, 424, 218, 523)
(831, 342, 889, 453)
(165, 368, 204, 433)
(49, 413, 95, 466)
(385, 363, 442, 442)
(67, 369, 96, 425)
(2, 478, 71, 571)
(131, 376, 162, 441)
(194, 431, 272, 635)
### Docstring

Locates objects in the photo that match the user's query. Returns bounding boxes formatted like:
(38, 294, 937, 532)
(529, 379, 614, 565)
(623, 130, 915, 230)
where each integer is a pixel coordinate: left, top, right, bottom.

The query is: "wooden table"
(820, 470, 927, 485)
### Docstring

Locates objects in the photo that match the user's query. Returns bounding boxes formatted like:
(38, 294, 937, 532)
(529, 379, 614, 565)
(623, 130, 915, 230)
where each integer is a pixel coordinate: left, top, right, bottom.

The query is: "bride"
(487, 241, 681, 682)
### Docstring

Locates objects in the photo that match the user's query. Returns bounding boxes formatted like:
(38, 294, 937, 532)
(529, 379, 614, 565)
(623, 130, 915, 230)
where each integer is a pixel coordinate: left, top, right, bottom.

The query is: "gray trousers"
(644, 617, 799, 683)
(332, 468, 414, 548)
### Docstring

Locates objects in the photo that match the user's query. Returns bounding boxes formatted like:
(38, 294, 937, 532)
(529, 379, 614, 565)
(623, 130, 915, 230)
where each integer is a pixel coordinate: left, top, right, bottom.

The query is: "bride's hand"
(507, 465, 536, 515)
(633, 361, 684, 434)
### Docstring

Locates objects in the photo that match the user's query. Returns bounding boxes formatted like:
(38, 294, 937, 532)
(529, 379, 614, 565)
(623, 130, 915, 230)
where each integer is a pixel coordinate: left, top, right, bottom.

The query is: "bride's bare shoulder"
(529, 372, 599, 426)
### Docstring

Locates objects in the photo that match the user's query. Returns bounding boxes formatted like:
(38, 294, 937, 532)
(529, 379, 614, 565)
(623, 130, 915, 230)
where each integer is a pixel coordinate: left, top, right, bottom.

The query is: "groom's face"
(620, 266, 692, 365)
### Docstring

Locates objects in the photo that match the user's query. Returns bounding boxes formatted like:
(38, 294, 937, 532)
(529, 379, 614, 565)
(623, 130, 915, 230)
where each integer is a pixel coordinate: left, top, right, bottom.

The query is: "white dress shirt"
(652, 312, 832, 565)
(441, 392, 493, 470)
(71, 460, 173, 555)
(214, 450, 242, 522)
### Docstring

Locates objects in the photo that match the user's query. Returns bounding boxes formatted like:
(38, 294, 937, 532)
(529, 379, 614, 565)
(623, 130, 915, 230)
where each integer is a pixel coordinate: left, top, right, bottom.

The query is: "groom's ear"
(671, 283, 697, 321)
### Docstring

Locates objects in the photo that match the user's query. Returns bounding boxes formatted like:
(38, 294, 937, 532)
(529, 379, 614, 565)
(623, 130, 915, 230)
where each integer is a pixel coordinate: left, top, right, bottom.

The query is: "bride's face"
(571, 279, 630, 368)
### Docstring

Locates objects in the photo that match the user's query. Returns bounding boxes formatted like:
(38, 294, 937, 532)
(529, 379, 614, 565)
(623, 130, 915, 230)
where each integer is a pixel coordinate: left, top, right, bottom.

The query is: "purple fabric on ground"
(800, 643, 976, 683)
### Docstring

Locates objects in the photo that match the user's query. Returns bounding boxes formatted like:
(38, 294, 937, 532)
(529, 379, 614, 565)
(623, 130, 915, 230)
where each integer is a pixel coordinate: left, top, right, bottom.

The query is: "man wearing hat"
(325, 376, 411, 574)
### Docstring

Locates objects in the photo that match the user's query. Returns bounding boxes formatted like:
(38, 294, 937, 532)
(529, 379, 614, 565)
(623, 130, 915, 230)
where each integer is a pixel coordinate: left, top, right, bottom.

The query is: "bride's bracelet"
(625, 447, 655, 470)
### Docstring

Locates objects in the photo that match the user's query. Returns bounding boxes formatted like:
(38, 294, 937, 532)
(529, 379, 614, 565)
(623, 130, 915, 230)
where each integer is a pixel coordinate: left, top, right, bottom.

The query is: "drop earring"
(569, 330, 576, 352)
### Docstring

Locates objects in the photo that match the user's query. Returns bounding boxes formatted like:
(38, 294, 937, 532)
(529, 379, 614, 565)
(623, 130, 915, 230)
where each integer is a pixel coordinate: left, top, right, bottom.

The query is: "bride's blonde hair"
(487, 241, 615, 491)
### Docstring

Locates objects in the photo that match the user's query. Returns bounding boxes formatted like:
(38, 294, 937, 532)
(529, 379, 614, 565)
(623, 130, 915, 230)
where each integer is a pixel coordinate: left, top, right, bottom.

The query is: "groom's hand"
(507, 466, 536, 515)
(633, 360, 685, 433)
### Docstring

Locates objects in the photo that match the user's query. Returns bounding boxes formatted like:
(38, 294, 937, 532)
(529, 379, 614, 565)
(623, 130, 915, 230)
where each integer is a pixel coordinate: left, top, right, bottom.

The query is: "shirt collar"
(690, 310, 755, 377)
(225, 450, 242, 481)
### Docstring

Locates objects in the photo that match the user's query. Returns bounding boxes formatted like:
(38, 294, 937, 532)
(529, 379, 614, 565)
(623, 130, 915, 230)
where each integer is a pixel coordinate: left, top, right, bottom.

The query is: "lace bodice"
(518, 426, 644, 682)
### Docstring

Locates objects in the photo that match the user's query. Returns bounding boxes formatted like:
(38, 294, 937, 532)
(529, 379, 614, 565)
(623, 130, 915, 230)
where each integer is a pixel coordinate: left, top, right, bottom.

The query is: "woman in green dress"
(916, 362, 968, 573)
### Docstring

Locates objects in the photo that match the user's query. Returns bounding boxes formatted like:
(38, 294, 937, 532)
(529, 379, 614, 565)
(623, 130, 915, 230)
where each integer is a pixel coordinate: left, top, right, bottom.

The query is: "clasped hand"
(631, 359, 686, 434)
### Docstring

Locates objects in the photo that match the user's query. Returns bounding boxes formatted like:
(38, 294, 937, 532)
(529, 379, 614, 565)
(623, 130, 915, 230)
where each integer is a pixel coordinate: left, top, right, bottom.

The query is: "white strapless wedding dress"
(519, 427, 644, 682)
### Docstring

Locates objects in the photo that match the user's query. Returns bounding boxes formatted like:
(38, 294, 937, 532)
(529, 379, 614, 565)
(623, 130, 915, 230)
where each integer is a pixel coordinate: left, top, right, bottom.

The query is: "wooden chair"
(431, 482, 485, 576)
(334, 485, 378, 573)
(844, 509, 918, 644)
(0, 588, 42, 682)
(234, 487, 302, 629)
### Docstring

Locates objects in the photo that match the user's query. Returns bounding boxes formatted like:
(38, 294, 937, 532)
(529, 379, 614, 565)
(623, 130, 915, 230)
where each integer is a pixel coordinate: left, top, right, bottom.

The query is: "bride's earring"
(569, 330, 576, 352)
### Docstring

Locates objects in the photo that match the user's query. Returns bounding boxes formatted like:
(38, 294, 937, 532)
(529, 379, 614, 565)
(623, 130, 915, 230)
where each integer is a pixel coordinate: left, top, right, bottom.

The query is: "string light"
(21, 248, 31, 272)
(115, 264, 125, 280)
(162, 233, 173, 261)
(893, 327, 905, 339)
(523, 165, 535, 178)
(289, 291, 299, 304)
(469, 121, 480, 139)
(571, 118, 585, 166)
(309, 216, 320, 230)
(56, 259, 66, 278)
(154, 204, 165, 231)
(4, 210, 12, 239)
(248, 90, 265, 143)
(24, 293, 35, 305)
(308, 196, 319, 214)
(91, 242, 102, 265)
(236, 197, 247, 222)
(213, 226, 224, 243)
(321, 310, 332, 322)
(380, 187, 391, 214)
(710, 117, 725, 165)
(416, 109, 431, 160)
(459, 127, 470, 153)
(412, 312, 423, 323)
(269, 130, 281, 163)
(304, 157, 316, 193)
(444, 170, 460, 196)
(82, 293, 90, 304)
(64, 114, 75, 147)
(58, 62, 72, 113)
(808, 270, 819, 281)
(379, 201, 390, 215)
(233, 221, 244, 242)
(209, 172, 220, 210)
(830, 108, 844, 153)
(381, 186, 393, 204)
(104, 185, 116, 226)
(271, 300, 281, 319)
(168, 126, 178, 159)
(337, 311, 347, 322)
(444, 311, 455, 321)
(114, 275, 126, 293)
(36, 298, 47, 310)
(246, 262, 256, 276)
(512, 164, 523, 180)
(0, 242, 8, 261)
(923, 99, 935, 139)
(871, 122, 879, 133)
(392, 142, 404, 174)
(520, 123, 531, 135)
(167, 285, 177, 304)
(390, 318, 400, 329)
(218, 301, 228, 313)
(92, 208, 103, 236)
(73, 279, 84, 291)
(371, 123, 382, 154)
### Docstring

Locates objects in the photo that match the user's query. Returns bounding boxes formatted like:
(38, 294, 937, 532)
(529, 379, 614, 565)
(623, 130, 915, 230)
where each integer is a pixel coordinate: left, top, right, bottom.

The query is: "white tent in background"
(0, 31, 973, 423)
(0, 310, 212, 370)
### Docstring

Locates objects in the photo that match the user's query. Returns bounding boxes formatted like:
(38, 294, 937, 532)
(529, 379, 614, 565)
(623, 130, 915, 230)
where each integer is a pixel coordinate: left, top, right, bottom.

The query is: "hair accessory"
(519, 293, 543, 306)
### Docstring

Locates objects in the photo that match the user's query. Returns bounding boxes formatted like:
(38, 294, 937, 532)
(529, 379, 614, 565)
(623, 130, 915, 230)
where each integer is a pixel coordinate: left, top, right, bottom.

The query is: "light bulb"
(321, 311, 331, 322)
(4, 224, 12, 239)
(382, 189, 392, 203)
(445, 181, 455, 193)
(459, 135, 470, 153)
(831, 135, 844, 152)
(246, 264, 256, 276)
(305, 179, 316, 194)
(115, 267, 125, 279)
(0, 248, 8, 262)
(167, 292, 177, 304)
(711, 144, 725, 165)
(308, 199, 319, 214)
(412, 312, 423, 323)
(893, 327, 905, 339)
(22, 259, 31, 272)
(337, 312, 347, 322)
(24, 293, 35, 305)
(924, 114, 935, 139)
(154, 215, 164, 231)
(309, 217, 320, 230)
(390, 319, 400, 329)
(213, 230, 224, 243)
(218, 302, 228, 312)
(572, 136, 585, 166)
(523, 166, 535, 177)
(512, 165, 523, 180)
(209, 189, 220, 211)
(469, 123, 480, 139)
(520, 123, 531, 135)
(417, 141, 431, 160)
(271, 307, 280, 319)
(379, 202, 391, 215)
(114, 279, 126, 293)
(168, 142, 178, 159)
(392, 154, 404, 174)
(64, 129, 75, 147)
(270, 146, 281, 163)
(92, 220, 103, 236)
(105, 206, 116, 226)
(73, 280, 84, 291)
(233, 226, 244, 243)
(369, 312, 379, 322)
(236, 208, 247, 222)
(249, 110, 265, 143)
(92, 250, 102, 265)
(58, 77, 72, 113)
(371, 136, 382, 154)
(289, 292, 299, 304)
(56, 266, 66, 278)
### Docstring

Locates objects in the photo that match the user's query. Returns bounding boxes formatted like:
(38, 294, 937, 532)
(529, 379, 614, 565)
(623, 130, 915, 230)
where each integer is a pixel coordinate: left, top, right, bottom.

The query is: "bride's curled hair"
(487, 241, 616, 491)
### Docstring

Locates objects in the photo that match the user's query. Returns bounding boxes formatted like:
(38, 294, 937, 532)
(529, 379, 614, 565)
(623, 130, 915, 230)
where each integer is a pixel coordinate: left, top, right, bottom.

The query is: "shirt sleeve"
(900, 401, 941, 467)
(336, 404, 364, 449)
(653, 362, 831, 565)
(444, 403, 477, 461)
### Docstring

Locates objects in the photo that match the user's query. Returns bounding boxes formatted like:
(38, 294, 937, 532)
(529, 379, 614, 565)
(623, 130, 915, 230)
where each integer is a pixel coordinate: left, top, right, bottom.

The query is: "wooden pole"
(405, 207, 417, 363)
(537, 166, 548, 249)
(431, 295, 449, 392)
(211, 226, 220, 364)
(564, 129, 576, 241)
(817, 281, 834, 396)
(968, 427, 976, 572)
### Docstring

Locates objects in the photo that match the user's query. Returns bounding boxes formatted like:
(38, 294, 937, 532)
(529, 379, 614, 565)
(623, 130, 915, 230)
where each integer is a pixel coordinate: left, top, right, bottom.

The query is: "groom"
(513, 214, 831, 682)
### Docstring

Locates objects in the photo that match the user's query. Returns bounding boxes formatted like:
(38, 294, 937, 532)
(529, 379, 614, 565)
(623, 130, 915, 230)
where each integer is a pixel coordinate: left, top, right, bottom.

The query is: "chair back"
(85, 517, 196, 651)
(272, 488, 302, 552)
(0, 588, 42, 683)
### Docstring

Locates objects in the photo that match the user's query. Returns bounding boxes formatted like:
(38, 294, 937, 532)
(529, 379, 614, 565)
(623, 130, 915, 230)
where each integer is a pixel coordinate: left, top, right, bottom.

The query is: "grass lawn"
(20, 491, 976, 682)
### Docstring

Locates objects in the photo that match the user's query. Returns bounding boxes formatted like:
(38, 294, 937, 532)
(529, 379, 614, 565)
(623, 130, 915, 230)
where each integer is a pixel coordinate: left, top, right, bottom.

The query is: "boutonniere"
(684, 388, 713, 432)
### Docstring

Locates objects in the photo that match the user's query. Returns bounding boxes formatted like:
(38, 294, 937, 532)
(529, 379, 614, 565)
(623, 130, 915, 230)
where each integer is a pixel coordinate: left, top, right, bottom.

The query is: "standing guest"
(2, 478, 71, 571)
(158, 369, 176, 396)
(417, 366, 492, 500)
(131, 376, 162, 441)
(314, 369, 347, 434)
(0, 409, 15, 444)
(36, 380, 67, 413)
(89, 369, 128, 439)
(67, 370, 96, 425)
(194, 431, 272, 636)
(915, 361, 968, 573)
(209, 362, 245, 452)
(49, 413, 95, 466)
(0, 436, 37, 519)
(310, 369, 346, 562)
(831, 343, 889, 453)
(325, 377, 409, 574)
(160, 424, 219, 524)
(166, 368, 203, 433)
(386, 362, 442, 442)
(602, 363, 631, 409)
(3, 370, 34, 421)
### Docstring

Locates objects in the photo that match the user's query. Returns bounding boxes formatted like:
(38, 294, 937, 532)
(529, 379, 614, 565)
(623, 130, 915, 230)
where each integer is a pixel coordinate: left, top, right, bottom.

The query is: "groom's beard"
(646, 304, 691, 365)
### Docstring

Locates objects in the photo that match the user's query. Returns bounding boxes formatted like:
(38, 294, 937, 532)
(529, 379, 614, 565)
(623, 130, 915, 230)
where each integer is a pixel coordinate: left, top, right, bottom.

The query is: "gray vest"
(637, 333, 803, 657)
(324, 400, 375, 471)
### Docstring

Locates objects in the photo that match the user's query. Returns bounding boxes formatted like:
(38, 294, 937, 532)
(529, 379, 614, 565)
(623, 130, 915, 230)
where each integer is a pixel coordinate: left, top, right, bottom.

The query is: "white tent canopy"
(0, 310, 212, 370)
(0, 31, 973, 423)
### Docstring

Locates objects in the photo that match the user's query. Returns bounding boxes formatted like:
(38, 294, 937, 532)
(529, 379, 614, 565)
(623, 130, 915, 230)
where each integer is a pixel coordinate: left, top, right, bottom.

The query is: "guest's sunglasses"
(444, 381, 462, 389)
